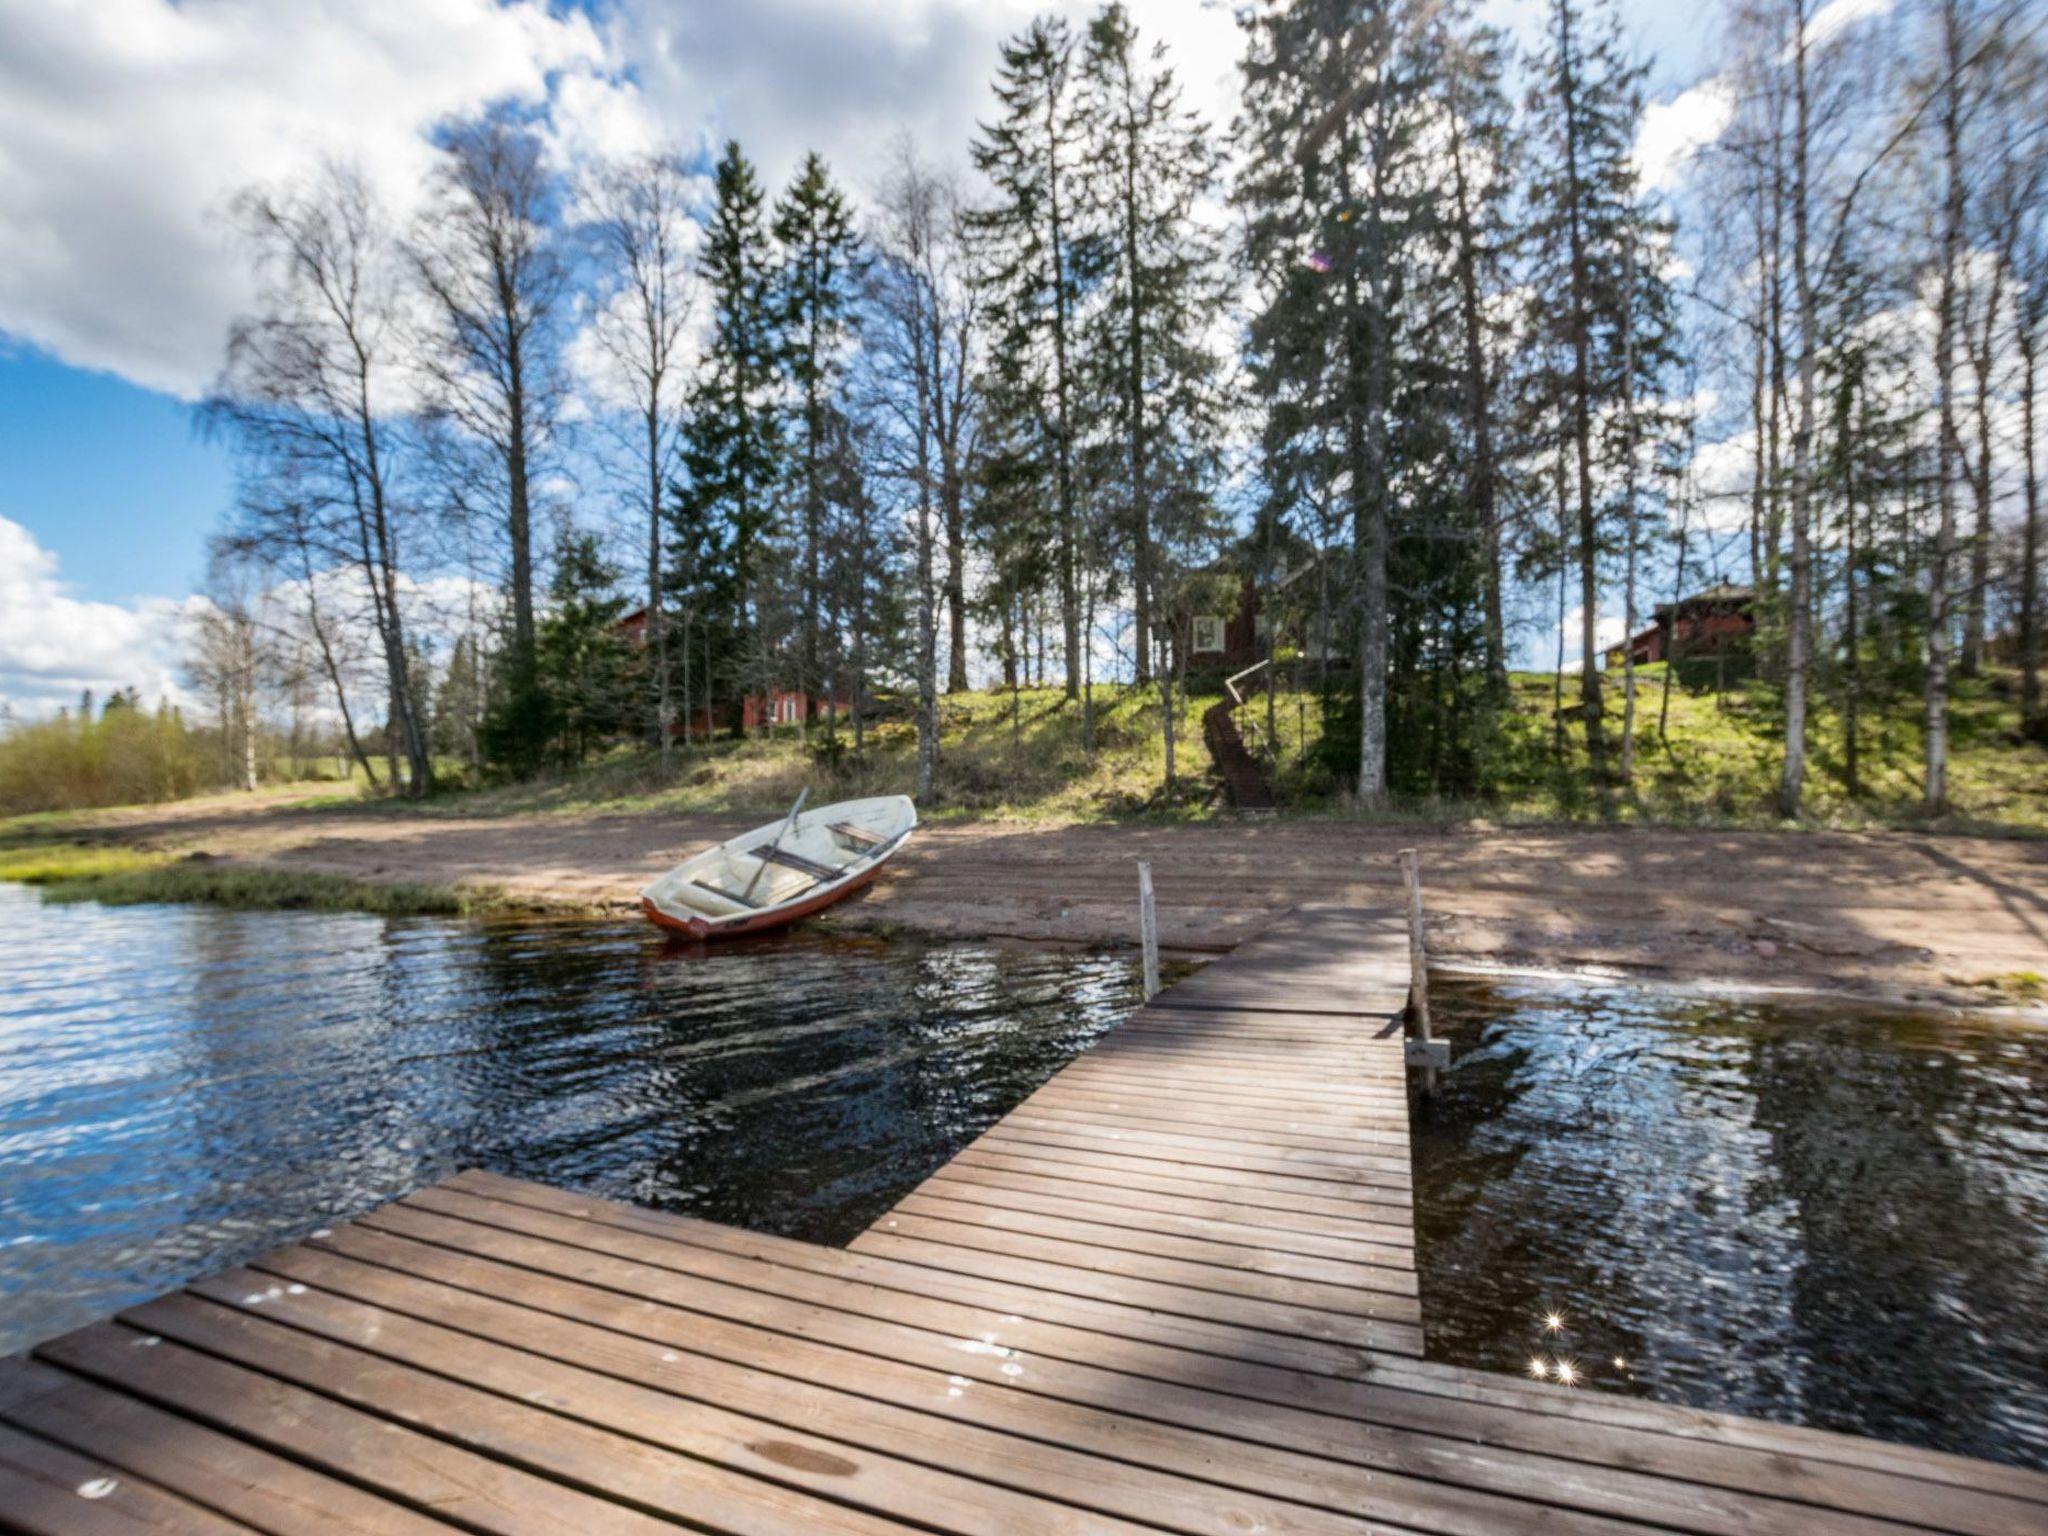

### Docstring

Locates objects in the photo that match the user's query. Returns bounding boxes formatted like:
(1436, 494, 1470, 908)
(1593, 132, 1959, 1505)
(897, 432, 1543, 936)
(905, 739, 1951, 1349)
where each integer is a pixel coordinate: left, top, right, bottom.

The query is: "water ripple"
(0, 885, 1148, 1352)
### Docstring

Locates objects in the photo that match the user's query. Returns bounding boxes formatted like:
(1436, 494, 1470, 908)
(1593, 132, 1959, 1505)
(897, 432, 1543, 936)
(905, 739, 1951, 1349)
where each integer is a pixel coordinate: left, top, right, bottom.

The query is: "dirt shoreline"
(32, 790, 2048, 1015)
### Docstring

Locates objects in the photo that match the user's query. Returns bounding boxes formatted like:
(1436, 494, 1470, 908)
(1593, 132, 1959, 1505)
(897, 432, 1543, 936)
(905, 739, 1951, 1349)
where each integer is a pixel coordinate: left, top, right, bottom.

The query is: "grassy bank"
(1244, 665, 2047, 834)
(423, 683, 1221, 824)
(437, 664, 2047, 835)
(0, 840, 497, 915)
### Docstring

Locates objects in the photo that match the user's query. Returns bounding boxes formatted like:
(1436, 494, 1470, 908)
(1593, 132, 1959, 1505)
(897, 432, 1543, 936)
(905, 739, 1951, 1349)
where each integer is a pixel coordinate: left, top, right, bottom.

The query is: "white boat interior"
(642, 794, 915, 922)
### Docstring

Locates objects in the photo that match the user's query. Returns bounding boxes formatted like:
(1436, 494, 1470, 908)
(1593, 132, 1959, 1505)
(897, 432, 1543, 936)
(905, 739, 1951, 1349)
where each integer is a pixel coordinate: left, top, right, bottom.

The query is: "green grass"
(1234, 663, 2048, 834)
(0, 835, 507, 915)
(0, 842, 173, 884)
(7, 664, 2042, 850)
(276, 666, 2048, 835)
(30, 860, 500, 915)
(408, 683, 1224, 825)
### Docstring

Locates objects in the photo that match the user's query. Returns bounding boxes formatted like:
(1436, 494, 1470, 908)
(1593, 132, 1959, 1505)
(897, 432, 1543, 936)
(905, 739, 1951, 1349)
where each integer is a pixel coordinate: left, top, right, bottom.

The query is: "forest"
(6, 0, 2043, 827)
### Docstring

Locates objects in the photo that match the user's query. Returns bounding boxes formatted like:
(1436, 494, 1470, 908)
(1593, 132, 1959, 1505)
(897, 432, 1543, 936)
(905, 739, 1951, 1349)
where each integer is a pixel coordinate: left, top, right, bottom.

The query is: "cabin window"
(1193, 615, 1224, 654)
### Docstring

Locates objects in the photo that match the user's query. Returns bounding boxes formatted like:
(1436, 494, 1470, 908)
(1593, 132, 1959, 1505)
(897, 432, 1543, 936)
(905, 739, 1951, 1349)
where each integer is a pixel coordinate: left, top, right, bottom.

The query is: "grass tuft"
(0, 843, 173, 884)
(32, 861, 496, 916)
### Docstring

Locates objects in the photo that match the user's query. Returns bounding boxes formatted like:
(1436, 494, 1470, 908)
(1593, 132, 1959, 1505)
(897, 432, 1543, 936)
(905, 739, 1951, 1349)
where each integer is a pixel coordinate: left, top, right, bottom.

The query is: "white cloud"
(1688, 431, 1761, 534)
(606, 0, 1245, 197)
(1554, 605, 1631, 673)
(0, 0, 1253, 407)
(0, 0, 605, 399)
(1635, 77, 1734, 192)
(0, 516, 196, 715)
(1806, 0, 1893, 49)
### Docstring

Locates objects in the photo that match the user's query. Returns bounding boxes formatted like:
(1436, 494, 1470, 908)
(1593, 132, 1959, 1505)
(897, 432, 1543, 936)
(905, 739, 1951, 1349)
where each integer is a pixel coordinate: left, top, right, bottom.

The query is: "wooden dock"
(2, 909, 2043, 1534)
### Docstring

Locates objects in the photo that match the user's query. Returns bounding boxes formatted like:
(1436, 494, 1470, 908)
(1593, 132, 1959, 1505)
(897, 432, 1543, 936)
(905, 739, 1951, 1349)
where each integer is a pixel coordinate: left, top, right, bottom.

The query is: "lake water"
(0, 882, 1150, 1352)
(1413, 978, 2048, 1470)
(5, 884, 2045, 1472)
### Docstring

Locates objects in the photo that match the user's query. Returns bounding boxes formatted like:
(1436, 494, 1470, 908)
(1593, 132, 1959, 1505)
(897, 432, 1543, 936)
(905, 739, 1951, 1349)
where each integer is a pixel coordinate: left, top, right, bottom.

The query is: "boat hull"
(639, 856, 888, 941)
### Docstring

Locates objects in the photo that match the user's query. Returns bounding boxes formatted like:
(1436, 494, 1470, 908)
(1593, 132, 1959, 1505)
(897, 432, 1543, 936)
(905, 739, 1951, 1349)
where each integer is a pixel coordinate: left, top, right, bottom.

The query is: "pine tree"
(676, 142, 784, 736)
(773, 153, 863, 725)
(973, 17, 1086, 700)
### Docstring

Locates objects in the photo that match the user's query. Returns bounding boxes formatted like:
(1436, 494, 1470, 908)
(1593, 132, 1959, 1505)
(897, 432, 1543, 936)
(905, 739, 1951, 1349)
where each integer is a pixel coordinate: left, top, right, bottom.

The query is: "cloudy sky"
(0, 0, 1731, 715)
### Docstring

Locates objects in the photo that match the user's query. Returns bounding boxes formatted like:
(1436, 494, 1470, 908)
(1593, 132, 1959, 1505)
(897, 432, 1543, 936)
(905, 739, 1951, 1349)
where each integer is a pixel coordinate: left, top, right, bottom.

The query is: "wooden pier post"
(1138, 860, 1161, 1002)
(1399, 847, 1444, 1092)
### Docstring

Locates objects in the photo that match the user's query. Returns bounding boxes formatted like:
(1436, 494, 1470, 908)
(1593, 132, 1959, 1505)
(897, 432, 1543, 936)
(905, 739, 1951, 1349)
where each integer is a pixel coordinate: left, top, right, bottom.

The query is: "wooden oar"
(739, 787, 808, 902)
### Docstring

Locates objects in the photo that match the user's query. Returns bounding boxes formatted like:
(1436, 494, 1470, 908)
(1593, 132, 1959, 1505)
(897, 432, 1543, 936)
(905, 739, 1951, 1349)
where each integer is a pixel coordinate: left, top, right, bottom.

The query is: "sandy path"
(57, 795, 2048, 1008)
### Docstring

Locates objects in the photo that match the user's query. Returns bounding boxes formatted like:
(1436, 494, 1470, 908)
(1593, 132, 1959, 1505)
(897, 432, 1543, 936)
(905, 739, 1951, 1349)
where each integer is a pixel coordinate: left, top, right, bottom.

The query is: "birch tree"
(582, 151, 698, 767)
(411, 119, 567, 768)
(205, 162, 431, 795)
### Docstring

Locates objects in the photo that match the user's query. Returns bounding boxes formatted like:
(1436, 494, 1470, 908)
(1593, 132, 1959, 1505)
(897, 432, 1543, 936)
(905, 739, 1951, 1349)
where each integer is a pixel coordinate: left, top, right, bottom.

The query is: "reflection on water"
(1413, 978, 2048, 1470)
(0, 883, 1151, 1353)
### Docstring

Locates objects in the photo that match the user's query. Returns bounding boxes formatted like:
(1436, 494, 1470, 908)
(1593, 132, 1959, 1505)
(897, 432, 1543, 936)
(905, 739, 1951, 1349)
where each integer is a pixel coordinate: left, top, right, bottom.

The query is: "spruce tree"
(972, 17, 1086, 700)
(676, 141, 783, 735)
(535, 531, 632, 765)
(772, 153, 863, 724)
(1239, 0, 1441, 801)
(1434, 4, 1520, 702)
(1521, 0, 1651, 779)
(1075, 2, 1226, 695)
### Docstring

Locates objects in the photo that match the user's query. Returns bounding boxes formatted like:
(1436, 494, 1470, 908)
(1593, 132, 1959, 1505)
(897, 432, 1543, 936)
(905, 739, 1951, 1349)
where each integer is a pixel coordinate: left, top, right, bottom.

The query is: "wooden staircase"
(1202, 697, 1277, 814)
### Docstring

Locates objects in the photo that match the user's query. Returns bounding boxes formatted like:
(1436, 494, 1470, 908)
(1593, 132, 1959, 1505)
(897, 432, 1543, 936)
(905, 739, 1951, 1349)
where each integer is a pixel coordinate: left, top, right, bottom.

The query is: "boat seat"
(689, 880, 761, 911)
(830, 821, 884, 850)
(756, 846, 843, 882)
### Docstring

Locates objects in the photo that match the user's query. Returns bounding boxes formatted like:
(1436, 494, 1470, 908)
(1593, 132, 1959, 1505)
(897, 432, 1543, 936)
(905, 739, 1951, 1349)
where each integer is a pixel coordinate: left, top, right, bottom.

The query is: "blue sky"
(0, 0, 1732, 712)
(1, 350, 229, 604)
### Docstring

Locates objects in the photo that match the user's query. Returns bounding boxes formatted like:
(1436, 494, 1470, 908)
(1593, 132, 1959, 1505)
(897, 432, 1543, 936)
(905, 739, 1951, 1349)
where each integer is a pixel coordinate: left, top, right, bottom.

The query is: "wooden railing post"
(1399, 848, 1443, 1093)
(1138, 861, 1161, 1003)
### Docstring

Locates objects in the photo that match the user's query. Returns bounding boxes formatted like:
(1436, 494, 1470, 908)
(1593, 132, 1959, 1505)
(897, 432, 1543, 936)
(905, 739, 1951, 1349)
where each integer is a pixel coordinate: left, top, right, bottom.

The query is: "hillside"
(382, 665, 2046, 835)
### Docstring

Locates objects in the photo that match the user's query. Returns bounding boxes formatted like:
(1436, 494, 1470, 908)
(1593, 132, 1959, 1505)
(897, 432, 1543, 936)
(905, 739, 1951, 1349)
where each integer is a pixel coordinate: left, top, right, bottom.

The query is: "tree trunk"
(802, 338, 823, 728)
(506, 360, 535, 672)
(301, 570, 378, 789)
(944, 485, 969, 693)
(1341, 112, 1389, 803)
(1122, 83, 1153, 689)
(1556, 0, 1606, 777)
(1161, 640, 1176, 791)
(1843, 394, 1862, 797)
(647, 402, 671, 770)
(354, 351, 429, 797)
(239, 634, 259, 793)
(1619, 232, 1641, 785)
(1779, 0, 1815, 819)
(1045, 80, 1082, 701)
(1553, 435, 1571, 764)
(2020, 302, 2042, 736)
(1445, 86, 1505, 699)
(1926, 0, 1965, 813)
(1961, 264, 2003, 676)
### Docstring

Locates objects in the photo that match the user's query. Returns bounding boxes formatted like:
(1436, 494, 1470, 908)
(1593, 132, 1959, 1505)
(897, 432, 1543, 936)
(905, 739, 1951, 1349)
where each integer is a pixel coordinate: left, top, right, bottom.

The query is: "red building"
(684, 690, 849, 735)
(1608, 584, 1756, 667)
(1175, 549, 1336, 675)
(612, 609, 846, 734)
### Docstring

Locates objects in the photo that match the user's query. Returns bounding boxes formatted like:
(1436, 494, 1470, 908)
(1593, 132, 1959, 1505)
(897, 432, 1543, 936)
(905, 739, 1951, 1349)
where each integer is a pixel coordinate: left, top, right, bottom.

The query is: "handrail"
(1224, 658, 1270, 707)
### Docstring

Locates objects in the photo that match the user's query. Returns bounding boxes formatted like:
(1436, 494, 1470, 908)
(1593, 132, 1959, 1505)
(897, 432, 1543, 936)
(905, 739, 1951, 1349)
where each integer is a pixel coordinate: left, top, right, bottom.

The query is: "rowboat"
(639, 793, 916, 940)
